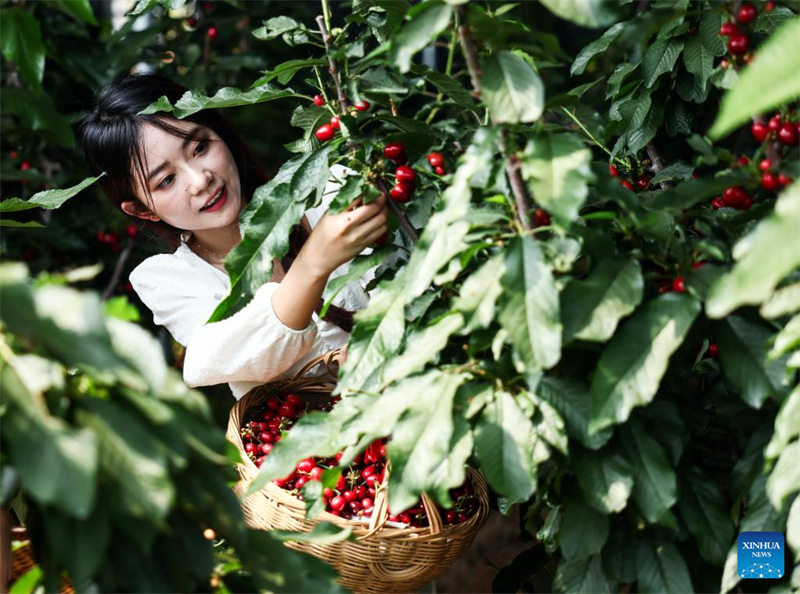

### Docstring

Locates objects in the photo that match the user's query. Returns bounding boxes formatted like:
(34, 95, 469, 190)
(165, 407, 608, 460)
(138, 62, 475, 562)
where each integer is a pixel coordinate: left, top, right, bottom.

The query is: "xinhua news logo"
(738, 531, 785, 579)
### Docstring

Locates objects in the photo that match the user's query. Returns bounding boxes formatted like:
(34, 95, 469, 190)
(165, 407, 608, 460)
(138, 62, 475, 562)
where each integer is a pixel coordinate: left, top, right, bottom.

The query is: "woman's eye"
(158, 174, 174, 189)
(194, 140, 208, 155)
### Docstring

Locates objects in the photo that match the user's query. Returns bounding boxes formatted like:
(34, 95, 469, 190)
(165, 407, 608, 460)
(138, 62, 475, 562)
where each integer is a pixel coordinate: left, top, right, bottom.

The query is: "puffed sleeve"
(129, 255, 319, 388)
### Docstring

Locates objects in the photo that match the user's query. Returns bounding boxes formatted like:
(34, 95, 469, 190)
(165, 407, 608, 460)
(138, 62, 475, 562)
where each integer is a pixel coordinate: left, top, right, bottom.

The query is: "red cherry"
(719, 22, 739, 36)
(737, 4, 757, 24)
(778, 174, 792, 186)
(762, 172, 778, 190)
(256, 456, 266, 468)
(384, 142, 406, 162)
(258, 432, 273, 443)
(124, 281, 134, 293)
(768, 114, 782, 131)
(722, 186, 748, 207)
(354, 100, 370, 112)
(187, 17, 198, 27)
(330, 496, 346, 512)
(261, 443, 273, 455)
(395, 165, 416, 183)
(728, 34, 749, 55)
(329, 116, 340, 130)
(295, 475, 310, 490)
(765, 0, 775, 11)
(778, 123, 799, 146)
(20, 161, 31, 171)
(310, 467, 324, 480)
(9, 150, 18, 159)
(207, 26, 218, 40)
(266, 397, 280, 411)
(621, 180, 635, 191)
(636, 174, 651, 191)
(752, 122, 769, 143)
(707, 343, 719, 359)
(297, 458, 316, 473)
(244, 442, 257, 454)
(323, 487, 334, 498)
(533, 209, 551, 227)
(390, 185, 410, 202)
(737, 156, 750, 166)
(658, 282, 672, 294)
(672, 277, 686, 293)
(608, 164, 619, 177)
(740, 196, 754, 210)
(278, 402, 297, 418)
(315, 124, 335, 142)
(313, 95, 325, 107)
(285, 394, 302, 407)
(711, 198, 725, 210)
(427, 152, 444, 167)
(434, 166, 445, 176)
(692, 261, 707, 269)
(126, 225, 139, 239)
(721, 59, 730, 69)
(759, 158, 772, 172)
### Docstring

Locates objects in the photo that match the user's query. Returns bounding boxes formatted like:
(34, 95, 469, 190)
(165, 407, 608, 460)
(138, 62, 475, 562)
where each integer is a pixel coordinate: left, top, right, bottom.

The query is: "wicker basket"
(226, 350, 490, 594)
(9, 527, 75, 594)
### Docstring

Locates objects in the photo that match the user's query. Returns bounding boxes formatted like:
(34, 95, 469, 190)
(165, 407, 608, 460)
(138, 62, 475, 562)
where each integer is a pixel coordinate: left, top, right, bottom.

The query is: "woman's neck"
(189, 221, 241, 258)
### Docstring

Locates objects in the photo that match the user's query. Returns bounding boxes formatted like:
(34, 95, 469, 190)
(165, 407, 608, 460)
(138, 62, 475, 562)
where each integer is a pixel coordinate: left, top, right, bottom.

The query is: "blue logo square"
(738, 531, 785, 579)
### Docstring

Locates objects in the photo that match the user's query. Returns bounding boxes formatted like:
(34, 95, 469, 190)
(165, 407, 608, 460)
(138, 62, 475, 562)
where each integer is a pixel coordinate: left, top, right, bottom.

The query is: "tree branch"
(646, 142, 673, 190)
(376, 179, 419, 243)
(103, 241, 134, 301)
(316, 15, 349, 112)
(456, 6, 534, 231)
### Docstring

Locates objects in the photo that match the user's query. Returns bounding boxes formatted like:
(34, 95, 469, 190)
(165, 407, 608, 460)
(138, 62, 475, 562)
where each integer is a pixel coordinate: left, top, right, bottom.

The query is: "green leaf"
(650, 161, 694, 184)
(761, 283, 800, 320)
(627, 101, 664, 154)
(481, 51, 545, 124)
(642, 37, 685, 88)
(754, 5, 797, 34)
(699, 10, 725, 57)
(0, 174, 105, 214)
(716, 315, 790, 409)
(42, 505, 109, 587)
(388, 2, 452, 73)
(766, 385, 800, 462)
(499, 235, 562, 374)
(589, 294, 701, 434)
(710, 17, 800, 139)
(540, 0, 620, 28)
(520, 132, 594, 223)
(770, 314, 800, 359)
(559, 495, 609, 560)
(788, 495, 800, 565)
(536, 376, 612, 450)
(683, 33, 714, 89)
(767, 440, 800, 512)
(561, 258, 643, 343)
(647, 171, 749, 212)
(636, 534, 694, 593)
(411, 65, 476, 109)
(571, 22, 626, 76)
(0, 8, 45, 94)
(284, 104, 328, 154)
(252, 58, 327, 85)
(474, 391, 537, 503)
(139, 83, 300, 119)
(573, 445, 634, 514)
(0, 86, 75, 148)
(452, 254, 505, 333)
(380, 313, 464, 387)
(322, 245, 395, 316)
(678, 467, 735, 566)
(271, 521, 352, 544)
(0, 220, 44, 228)
(620, 419, 677, 527)
(49, 0, 98, 25)
(386, 371, 469, 513)
(707, 181, 800, 317)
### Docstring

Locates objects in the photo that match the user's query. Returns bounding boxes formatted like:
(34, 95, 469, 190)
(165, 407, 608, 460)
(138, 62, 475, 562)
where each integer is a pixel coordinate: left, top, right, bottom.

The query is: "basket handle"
(289, 349, 341, 382)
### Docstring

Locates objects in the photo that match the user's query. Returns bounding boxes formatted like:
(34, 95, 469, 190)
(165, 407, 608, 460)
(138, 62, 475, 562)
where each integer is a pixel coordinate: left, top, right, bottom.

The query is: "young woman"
(78, 72, 391, 399)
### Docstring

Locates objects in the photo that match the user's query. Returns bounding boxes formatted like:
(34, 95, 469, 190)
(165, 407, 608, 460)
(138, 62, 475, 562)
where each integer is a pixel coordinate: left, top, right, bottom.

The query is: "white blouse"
(129, 165, 391, 400)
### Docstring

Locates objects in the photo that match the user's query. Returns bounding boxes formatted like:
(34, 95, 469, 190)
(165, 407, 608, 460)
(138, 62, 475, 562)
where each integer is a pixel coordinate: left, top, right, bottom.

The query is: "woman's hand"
(302, 193, 389, 278)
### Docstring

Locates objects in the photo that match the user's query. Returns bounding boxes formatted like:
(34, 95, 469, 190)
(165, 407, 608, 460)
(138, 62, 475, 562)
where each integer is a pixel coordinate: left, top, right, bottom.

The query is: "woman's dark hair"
(78, 72, 354, 332)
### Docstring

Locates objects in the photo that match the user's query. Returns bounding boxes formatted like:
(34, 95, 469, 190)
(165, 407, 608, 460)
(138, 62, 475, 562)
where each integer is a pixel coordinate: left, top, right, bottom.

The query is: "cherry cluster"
(313, 95, 371, 142)
(426, 152, 447, 176)
(239, 392, 480, 527)
(382, 143, 418, 204)
(609, 164, 653, 192)
(718, 1, 776, 66)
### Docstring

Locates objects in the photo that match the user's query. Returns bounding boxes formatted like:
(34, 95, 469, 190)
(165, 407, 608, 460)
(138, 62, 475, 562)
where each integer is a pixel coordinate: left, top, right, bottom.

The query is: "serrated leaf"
(642, 37, 685, 88)
(636, 534, 694, 593)
(452, 254, 505, 333)
(707, 181, 800, 317)
(499, 235, 562, 374)
(683, 33, 713, 88)
(561, 258, 643, 343)
(139, 83, 299, 119)
(0, 8, 45, 94)
(520, 132, 594, 223)
(536, 376, 612, 450)
(710, 17, 800, 139)
(474, 391, 537, 503)
(252, 58, 326, 86)
(411, 65, 476, 109)
(651, 161, 693, 184)
(767, 440, 800, 512)
(716, 315, 791, 408)
(389, 2, 452, 73)
(766, 385, 800, 462)
(571, 22, 627, 76)
(573, 446, 634, 514)
(700, 10, 725, 57)
(620, 419, 677, 527)
(678, 466, 735, 566)
(540, 0, 620, 28)
(627, 101, 664, 153)
(481, 51, 545, 124)
(0, 174, 104, 214)
(589, 293, 701, 434)
(559, 495, 609, 560)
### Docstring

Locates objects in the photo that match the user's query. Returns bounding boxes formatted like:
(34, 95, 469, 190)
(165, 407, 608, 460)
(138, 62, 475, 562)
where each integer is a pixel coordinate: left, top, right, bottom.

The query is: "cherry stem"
(456, 6, 534, 231)
(315, 14, 348, 112)
(102, 240, 134, 301)
(375, 178, 419, 243)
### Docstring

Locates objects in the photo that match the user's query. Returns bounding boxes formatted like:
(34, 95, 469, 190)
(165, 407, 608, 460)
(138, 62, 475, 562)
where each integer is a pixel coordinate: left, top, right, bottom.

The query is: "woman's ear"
(121, 200, 160, 221)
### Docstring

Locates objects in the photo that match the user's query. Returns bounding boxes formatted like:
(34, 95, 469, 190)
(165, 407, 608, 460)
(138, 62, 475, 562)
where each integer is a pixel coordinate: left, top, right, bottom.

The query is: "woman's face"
(122, 119, 243, 231)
